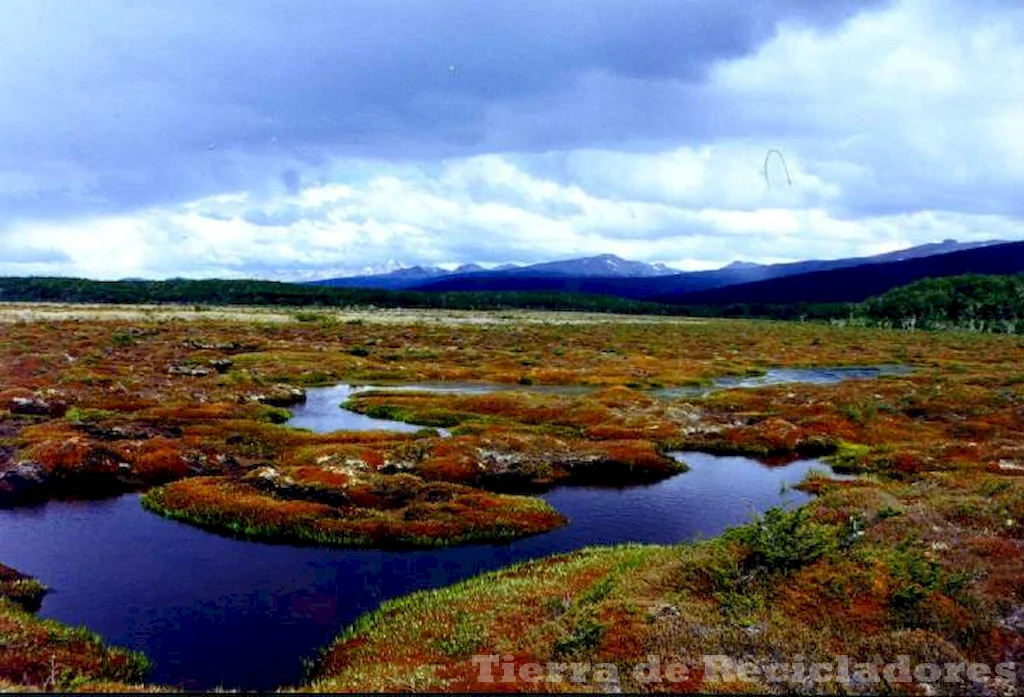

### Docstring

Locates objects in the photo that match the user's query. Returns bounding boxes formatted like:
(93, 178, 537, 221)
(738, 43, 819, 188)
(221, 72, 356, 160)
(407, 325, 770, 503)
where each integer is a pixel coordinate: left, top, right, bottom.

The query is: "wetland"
(0, 306, 1020, 692)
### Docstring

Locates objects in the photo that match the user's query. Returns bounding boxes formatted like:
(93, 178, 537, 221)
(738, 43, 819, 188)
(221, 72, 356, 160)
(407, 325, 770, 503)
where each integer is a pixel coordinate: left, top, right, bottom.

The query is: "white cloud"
(710, 0, 1024, 216)
(5, 151, 1023, 280)
(2, 0, 1022, 280)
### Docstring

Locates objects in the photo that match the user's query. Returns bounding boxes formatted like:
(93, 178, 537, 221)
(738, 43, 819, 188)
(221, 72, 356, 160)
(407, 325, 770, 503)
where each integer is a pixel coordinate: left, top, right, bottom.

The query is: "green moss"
(431, 611, 485, 658)
(255, 405, 292, 424)
(0, 565, 48, 612)
(348, 401, 469, 429)
(64, 407, 118, 424)
(824, 440, 872, 473)
(553, 614, 605, 658)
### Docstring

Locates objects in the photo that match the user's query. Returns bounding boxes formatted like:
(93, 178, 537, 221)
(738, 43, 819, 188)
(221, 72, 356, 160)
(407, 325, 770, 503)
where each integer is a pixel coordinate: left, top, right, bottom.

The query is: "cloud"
(6, 152, 1023, 280)
(0, 0, 1022, 279)
(0, 0, 883, 223)
(708, 0, 1024, 218)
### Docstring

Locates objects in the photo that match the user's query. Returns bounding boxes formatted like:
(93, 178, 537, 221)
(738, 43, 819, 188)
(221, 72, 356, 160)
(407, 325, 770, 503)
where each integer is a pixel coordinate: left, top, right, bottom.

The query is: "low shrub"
(727, 506, 846, 573)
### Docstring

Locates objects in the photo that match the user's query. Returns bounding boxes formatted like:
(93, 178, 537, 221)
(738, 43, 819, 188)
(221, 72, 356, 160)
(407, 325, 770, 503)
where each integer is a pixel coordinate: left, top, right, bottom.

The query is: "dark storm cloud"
(0, 0, 885, 223)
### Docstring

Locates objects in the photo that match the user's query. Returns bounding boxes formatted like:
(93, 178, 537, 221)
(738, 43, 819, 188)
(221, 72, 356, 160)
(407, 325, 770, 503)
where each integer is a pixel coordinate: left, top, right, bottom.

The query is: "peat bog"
(0, 309, 1022, 692)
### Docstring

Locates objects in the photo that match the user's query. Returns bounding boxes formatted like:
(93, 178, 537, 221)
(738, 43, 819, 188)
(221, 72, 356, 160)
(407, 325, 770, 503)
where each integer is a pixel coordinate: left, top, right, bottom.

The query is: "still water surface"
(0, 452, 834, 690)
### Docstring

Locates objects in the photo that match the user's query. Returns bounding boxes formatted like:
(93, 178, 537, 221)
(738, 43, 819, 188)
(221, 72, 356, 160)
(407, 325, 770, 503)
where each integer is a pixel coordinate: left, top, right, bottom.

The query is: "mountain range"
(313, 254, 680, 290)
(661, 240, 1024, 306)
(313, 239, 1011, 303)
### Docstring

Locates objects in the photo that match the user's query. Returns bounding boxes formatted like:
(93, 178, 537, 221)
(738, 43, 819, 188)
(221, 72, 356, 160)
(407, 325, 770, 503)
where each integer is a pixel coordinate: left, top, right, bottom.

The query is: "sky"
(1, 0, 1023, 280)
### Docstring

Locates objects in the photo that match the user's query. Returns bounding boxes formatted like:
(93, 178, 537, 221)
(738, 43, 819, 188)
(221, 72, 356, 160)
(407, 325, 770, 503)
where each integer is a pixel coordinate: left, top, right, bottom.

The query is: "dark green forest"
(675, 274, 1024, 332)
(0, 277, 680, 315)
(4, 274, 1024, 333)
(859, 274, 1024, 332)
(686, 274, 1024, 332)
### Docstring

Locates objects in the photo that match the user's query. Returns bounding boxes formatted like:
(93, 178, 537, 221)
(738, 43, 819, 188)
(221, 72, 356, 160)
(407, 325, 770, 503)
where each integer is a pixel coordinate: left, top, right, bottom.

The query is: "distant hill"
(866, 239, 1006, 263)
(496, 254, 678, 278)
(311, 265, 449, 290)
(313, 254, 677, 290)
(413, 239, 1006, 298)
(720, 261, 763, 271)
(658, 241, 1024, 306)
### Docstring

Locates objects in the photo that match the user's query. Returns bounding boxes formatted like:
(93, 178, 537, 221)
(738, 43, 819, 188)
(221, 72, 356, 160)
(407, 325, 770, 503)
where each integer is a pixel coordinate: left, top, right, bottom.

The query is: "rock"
(78, 422, 184, 441)
(648, 603, 681, 621)
(475, 448, 526, 475)
(1001, 606, 1024, 633)
(8, 395, 67, 417)
(181, 338, 260, 352)
(208, 358, 234, 373)
(248, 384, 307, 407)
(0, 461, 49, 507)
(378, 459, 416, 474)
(168, 363, 215, 377)
(246, 465, 350, 507)
(183, 451, 214, 474)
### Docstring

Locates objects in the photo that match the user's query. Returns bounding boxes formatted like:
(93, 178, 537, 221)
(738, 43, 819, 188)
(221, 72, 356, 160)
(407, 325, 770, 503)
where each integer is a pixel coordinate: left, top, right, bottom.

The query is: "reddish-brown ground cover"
(1, 311, 1022, 692)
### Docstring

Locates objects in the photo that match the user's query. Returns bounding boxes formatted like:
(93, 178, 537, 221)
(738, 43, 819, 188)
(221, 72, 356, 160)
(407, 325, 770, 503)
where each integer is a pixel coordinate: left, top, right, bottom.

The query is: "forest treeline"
(858, 274, 1024, 332)
(0, 277, 680, 315)
(674, 274, 1024, 332)
(3, 274, 1024, 333)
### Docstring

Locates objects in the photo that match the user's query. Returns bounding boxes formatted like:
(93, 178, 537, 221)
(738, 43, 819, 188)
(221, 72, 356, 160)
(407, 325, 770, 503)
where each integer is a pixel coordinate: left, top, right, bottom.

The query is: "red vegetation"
(143, 472, 566, 547)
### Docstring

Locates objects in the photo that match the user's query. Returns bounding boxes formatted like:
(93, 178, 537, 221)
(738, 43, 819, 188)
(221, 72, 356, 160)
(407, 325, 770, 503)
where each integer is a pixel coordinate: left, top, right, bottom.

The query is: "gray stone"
(208, 358, 234, 373)
(1001, 605, 1024, 633)
(168, 363, 215, 377)
(249, 384, 307, 407)
(9, 396, 67, 417)
(0, 461, 49, 507)
(648, 603, 681, 621)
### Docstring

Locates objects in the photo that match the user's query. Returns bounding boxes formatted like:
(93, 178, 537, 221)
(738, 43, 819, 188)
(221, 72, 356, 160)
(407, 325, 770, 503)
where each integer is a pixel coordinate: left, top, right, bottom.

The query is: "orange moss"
(590, 439, 674, 472)
(142, 473, 566, 548)
(23, 437, 119, 478)
(288, 466, 352, 488)
(129, 437, 192, 480)
(778, 559, 890, 634)
(4, 310, 1024, 691)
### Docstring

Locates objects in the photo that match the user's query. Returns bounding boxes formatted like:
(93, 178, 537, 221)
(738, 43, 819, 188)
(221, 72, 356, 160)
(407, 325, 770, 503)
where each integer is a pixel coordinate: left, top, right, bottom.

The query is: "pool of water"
(0, 452, 836, 691)
(285, 384, 433, 434)
(288, 365, 910, 434)
(653, 364, 912, 399)
(286, 382, 596, 434)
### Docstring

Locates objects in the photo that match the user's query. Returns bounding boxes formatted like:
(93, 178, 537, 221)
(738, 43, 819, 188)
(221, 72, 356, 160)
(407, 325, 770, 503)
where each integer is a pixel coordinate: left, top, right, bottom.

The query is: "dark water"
(0, 452, 836, 691)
